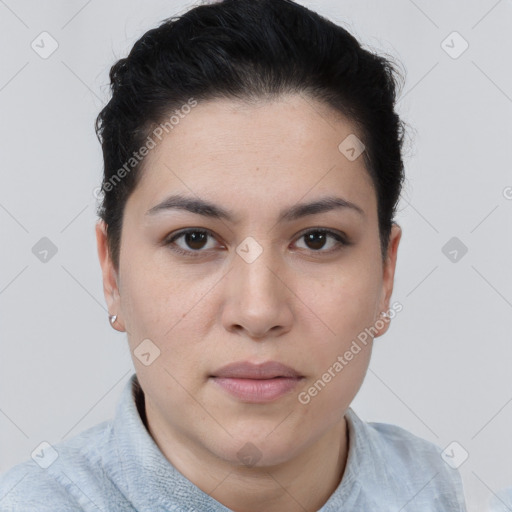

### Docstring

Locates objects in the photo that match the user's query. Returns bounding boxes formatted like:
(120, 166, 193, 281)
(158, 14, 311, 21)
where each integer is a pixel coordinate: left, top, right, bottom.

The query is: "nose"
(221, 242, 294, 340)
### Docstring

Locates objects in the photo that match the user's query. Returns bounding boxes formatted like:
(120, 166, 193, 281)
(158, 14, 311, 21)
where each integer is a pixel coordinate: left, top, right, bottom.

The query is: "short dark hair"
(95, 0, 406, 268)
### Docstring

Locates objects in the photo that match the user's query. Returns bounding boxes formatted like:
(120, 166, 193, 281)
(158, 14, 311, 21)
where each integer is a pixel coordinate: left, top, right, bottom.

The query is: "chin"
(211, 428, 309, 469)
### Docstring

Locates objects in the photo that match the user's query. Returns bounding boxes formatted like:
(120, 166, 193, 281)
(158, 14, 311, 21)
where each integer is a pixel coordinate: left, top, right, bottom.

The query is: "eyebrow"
(146, 194, 365, 222)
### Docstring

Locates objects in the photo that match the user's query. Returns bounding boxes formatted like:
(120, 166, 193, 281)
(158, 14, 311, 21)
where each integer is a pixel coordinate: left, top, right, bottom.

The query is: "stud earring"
(109, 314, 117, 326)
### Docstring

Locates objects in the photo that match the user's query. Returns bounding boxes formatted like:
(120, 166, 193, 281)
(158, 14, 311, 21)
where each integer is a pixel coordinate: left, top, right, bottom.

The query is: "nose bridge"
(233, 234, 282, 303)
(221, 234, 292, 337)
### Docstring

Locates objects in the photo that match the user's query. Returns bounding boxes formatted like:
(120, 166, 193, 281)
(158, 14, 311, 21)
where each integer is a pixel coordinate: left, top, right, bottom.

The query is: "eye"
(293, 228, 349, 253)
(165, 228, 220, 257)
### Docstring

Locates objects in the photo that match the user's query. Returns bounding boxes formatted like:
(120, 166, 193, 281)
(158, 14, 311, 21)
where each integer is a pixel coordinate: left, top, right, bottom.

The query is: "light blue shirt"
(487, 488, 512, 511)
(0, 374, 467, 511)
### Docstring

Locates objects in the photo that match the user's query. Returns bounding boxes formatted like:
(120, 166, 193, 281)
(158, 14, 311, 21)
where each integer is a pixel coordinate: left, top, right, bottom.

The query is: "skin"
(96, 93, 401, 512)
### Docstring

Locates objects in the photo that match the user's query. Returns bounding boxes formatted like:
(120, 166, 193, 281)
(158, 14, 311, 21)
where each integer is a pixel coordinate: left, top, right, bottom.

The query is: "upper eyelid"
(167, 228, 217, 244)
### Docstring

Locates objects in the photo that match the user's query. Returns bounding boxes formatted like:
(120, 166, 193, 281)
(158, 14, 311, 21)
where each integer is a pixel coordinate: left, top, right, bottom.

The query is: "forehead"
(129, 94, 376, 218)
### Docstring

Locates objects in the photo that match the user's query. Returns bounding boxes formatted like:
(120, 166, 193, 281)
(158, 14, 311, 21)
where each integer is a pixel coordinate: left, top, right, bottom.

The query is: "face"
(97, 94, 401, 468)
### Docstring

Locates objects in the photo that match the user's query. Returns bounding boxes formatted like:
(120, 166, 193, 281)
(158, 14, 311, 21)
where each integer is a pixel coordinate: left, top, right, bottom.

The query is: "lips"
(210, 361, 304, 403)
(211, 361, 302, 379)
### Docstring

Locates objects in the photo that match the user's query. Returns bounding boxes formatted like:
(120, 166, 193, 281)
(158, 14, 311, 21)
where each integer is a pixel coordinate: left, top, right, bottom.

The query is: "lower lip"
(211, 377, 303, 403)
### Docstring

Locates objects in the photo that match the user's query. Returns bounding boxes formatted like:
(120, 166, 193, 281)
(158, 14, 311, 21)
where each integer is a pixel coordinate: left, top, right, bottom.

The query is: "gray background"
(1, 1, 511, 510)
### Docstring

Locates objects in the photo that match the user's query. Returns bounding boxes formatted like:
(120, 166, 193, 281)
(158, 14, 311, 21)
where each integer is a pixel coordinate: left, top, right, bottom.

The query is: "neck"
(145, 404, 349, 512)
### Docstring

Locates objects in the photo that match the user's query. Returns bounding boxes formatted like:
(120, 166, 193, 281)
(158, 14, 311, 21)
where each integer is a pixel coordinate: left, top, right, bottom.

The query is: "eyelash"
(164, 228, 350, 258)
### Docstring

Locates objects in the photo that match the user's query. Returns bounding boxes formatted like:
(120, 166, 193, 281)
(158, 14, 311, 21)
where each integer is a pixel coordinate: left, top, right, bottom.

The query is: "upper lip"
(211, 361, 303, 379)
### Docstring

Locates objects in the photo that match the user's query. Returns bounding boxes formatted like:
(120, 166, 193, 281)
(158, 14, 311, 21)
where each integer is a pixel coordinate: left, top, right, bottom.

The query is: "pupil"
(187, 232, 207, 250)
(306, 232, 325, 250)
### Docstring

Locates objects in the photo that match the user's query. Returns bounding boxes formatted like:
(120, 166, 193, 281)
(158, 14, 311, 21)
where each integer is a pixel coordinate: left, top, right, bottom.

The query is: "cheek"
(119, 252, 221, 367)
(297, 278, 376, 416)
(117, 238, 182, 339)
(300, 263, 382, 339)
(293, 259, 381, 393)
(121, 273, 190, 342)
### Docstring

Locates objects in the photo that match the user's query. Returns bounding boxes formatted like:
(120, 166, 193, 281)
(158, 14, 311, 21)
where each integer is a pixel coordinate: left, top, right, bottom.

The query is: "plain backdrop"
(1, 1, 511, 510)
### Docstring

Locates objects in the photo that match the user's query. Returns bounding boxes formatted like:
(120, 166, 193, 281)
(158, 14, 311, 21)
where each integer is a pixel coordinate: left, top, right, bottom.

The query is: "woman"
(0, 0, 468, 510)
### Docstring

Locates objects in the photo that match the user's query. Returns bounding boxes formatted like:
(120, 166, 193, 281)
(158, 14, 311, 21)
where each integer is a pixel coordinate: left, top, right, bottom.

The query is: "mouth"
(209, 361, 304, 403)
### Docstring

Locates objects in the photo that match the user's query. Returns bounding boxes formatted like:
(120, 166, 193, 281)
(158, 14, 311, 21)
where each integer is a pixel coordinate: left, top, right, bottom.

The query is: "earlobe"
(95, 220, 125, 332)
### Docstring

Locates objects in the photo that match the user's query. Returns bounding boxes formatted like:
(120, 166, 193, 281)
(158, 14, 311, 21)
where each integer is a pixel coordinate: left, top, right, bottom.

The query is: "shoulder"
(365, 417, 455, 472)
(345, 409, 467, 510)
(0, 459, 80, 511)
(488, 486, 512, 511)
(0, 420, 129, 512)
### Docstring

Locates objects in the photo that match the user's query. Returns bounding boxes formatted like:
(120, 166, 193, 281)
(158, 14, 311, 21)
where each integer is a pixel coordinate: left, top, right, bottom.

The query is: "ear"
(96, 220, 125, 332)
(374, 223, 402, 338)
